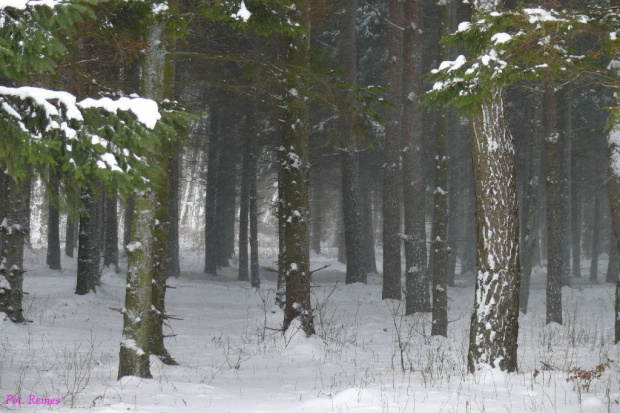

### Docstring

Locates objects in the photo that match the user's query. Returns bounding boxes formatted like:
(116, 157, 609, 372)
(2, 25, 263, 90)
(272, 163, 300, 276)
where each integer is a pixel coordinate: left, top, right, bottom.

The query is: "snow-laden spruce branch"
(425, 6, 619, 117)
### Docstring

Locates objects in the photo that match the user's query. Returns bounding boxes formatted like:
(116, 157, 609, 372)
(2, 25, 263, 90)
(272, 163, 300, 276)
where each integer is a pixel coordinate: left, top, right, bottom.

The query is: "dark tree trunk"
(65, 215, 76, 258)
(204, 107, 220, 275)
(382, 0, 405, 301)
(545, 85, 562, 325)
(276, 149, 286, 308)
(607, 229, 619, 283)
(403, 0, 430, 314)
(123, 196, 134, 253)
(46, 174, 62, 270)
(0, 175, 28, 323)
(360, 159, 378, 273)
(559, 92, 572, 286)
(589, 179, 602, 283)
(429, 0, 449, 335)
(238, 116, 252, 282)
(282, 1, 314, 336)
(76, 187, 98, 295)
(249, 126, 260, 289)
(310, 175, 322, 255)
(168, 147, 181, 279)
(519, 89, 543, 314)
(103, 195, 119, 272)
(571, 157, 582, 277)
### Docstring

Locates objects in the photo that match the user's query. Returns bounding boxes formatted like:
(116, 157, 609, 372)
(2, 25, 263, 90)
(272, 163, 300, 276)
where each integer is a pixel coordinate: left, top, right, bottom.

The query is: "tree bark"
(282, 1, 314, 336)
(310, 174, 322, 255)
(204, 106, 219, 275)
(65, 215, 76, 258)
(249, 123, 260, 289)
(467, 87, 520, 373)
(607, 229, 619, 283)
(76, 187, 98, 295)
(382, 0, 405, 301)
(103, 195, 119, 273)
(46, 173, 61, 271)
(238, 116, 251, 282)
(545, 84, 563, 325)
(0, 175, 28, 323)
(519, 89, 543, 314)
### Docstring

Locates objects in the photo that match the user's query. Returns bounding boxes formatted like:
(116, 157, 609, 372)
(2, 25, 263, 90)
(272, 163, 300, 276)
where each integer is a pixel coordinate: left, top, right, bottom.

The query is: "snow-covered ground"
(1, 250, 619, 412)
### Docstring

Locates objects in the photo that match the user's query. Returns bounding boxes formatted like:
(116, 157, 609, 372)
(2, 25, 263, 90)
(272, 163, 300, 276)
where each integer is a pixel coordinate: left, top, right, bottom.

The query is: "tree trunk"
(571, 156, 582, 277)
(282, 1, 314, 336)
(360, 159, 378, 273)
(589, 178, 602, 283)
(429, 0, 449, 335)
(76, 187, 98, 295)
(559, 92, 572, 286)
(0, 175, 28, 323)
(467, 87, 520, 373)
(123, 196, 134, 253)
(65, 215, 76, 258)
(117, 189, 154, 379)
(204, 106, 219, 275)
(382, 0, 405, 301)
(46, 173, 61, 270)
(276, 149, 286, 308)
(310, 175, 322, 255)
(103, 195, 119, 273)
(168, 147, 181, 279)
(238, 116, 251, 282)
(519, 89, 543, 314)
(545, 85, 563, 325)
(249, 123, 260, 289)
(607, 229, 619, 283)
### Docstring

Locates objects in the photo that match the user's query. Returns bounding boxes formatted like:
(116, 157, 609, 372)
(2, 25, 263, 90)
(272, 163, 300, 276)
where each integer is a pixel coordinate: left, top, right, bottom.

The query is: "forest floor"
(0, 250, 619, 412)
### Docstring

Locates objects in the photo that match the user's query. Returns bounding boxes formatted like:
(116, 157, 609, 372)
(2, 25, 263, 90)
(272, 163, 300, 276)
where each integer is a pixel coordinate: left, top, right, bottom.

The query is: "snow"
(79, 97, 160, 129)
(1, 250, 619, 412)
(230, 1, 251, 22)
(0, 0, 64, 10)
(491, 32, 512, 44)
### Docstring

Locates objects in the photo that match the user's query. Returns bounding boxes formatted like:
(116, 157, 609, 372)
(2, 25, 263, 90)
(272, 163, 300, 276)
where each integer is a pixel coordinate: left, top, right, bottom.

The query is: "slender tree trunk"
(310, 175, 322, 254)
(545, 84, 562, 325)
(590, 179, 602, 283)
(249, 125, 260, 289)
(204, 107, 219, 275)
(65, 215, 76, 258)
(559, 92, 572, 286)
(76, 187, 97, 295)
(282, 1, 314, 335)
(276, 148, 286, 308)
(467, 87, 520, 373)
(571, 157, 582, 277)
(103, 195, 119, 273)
(123, 196, 134, 252)
(360, 159, 378, 273)
(382, 0, 405, 301)
(238, 116, 251, 282)
(519, 89, 543, 314)
(607, 229, 619, 283)
(46, 173, 61, 270)
(168, 147, 181, 279)
(0, 175, 28, 323)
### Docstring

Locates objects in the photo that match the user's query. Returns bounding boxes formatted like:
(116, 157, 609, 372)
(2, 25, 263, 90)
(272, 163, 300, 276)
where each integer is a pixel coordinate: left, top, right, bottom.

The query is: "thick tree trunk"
(382, 0, 405, 301)
(571, 157, 582, 277)
(46, 174, 61, 270)
(76, 187, 98, 295)
(429, 0, 449, 335)
(0, 175, 28, 323)
(545, 85, 563, 325)
(559, 92, 572, 286)
(103, 195, 119, 273)
(282, 1, 314, 336)
(168, 147, 181, 279)
(117, 189, 155, 379)
(360, 160, 378, 273)
(276, 151, 286, 308)
(310, 175, 322, 255)
(123, 196, 134, 252)
(519, 89, 543, 314)
(589, 180, 602, 283)
(467, 88, 520, 373)
(403, 0, 430, 314)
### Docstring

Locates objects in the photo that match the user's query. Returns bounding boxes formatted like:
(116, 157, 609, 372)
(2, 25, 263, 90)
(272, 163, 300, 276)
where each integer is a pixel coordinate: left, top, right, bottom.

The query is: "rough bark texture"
(338, 0, 367, 285)
(382, 0, 404, 301)
(545, 85, 562, 325)
(282, 1, 314, 336)
(519, 89, 543, 314)
(123, 196, 134, 252)
(607, 230, 619, 283)
(76, 187, 98, 295)
(117, 189, 155, 380)
(46, 174, 61, 271)
(0, 176, 28, 323)
(467, 88, 521, 373)
(429, 0, 449, 335)
(402, 0, 430, 314)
